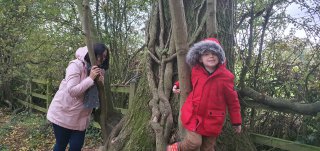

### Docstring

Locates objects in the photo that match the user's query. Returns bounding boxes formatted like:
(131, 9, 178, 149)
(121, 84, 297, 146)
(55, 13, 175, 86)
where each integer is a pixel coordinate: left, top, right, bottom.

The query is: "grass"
(0, 107, 103, 151)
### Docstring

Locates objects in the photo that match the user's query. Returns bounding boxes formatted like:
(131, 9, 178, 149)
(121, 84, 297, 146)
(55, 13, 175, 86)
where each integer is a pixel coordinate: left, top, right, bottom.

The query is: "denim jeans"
(52, 123, 86, 151)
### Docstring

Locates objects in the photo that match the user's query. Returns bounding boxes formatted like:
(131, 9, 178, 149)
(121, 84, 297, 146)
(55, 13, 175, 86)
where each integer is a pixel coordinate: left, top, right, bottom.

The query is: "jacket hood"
(75, 46, 88, 62)
(186, 38, 225, 67)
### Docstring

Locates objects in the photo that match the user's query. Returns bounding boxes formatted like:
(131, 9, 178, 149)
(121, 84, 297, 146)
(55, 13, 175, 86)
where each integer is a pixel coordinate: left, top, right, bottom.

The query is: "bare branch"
(189, 13, 208, 45)
(239, 1, 254, 88)
(240, 87, 320, 115)
(159, 0, 165, 49)
(163, 53, 177, 63)
(235, 0, 285, 30)
(195, 0, 206, 29)
(148, 51, 161, 64)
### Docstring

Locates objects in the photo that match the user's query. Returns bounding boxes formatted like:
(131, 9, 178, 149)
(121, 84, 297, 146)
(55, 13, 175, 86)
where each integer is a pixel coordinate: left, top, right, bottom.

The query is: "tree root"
(12, 106, 24, 115)
(103, 117, 131, 151)
(3, 100, 13, 110)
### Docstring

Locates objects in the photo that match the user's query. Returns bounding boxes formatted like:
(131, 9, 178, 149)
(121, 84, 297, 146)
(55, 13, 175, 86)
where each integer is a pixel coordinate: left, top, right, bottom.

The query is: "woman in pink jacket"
(167, 38, 242, 151)
(47, 43, 109, 151)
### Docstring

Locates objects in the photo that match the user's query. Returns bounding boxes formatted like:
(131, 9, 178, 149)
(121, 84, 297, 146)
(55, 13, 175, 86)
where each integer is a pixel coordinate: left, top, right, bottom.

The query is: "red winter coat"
(176, 64, 242, 137)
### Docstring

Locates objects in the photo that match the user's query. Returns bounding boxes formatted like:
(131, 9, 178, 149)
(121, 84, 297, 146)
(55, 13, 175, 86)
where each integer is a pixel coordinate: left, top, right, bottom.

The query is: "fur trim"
(186, 40, 225, 67)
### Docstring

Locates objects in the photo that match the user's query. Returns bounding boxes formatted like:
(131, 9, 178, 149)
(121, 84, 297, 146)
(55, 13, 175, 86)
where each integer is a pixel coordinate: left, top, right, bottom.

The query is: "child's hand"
(233, 125, 241, 134)
(172, 85, 180, 94)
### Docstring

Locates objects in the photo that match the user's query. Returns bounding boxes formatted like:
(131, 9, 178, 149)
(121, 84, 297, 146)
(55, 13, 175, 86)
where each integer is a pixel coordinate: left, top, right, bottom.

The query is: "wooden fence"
(13, 78, 135, 114)
(12, 78, 320, 151)
(13, 78, 52, 113)
(250, 133, 320, 151)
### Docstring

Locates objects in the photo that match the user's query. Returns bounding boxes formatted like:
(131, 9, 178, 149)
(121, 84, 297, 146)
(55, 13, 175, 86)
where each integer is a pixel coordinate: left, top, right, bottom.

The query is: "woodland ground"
(0, 106, 103, 151)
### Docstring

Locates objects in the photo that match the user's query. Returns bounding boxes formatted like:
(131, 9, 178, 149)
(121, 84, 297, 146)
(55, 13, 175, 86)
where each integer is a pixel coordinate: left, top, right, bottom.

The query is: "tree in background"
(235, 0, 320, 147)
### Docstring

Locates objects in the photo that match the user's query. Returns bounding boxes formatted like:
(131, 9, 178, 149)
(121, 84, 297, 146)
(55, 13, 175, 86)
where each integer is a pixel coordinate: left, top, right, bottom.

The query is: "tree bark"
(76, 0, 98, 43)
(77, 0, 110, 142)
(168, 0, 190, 139)
(207, 0, 218, 37)
(217, 0, 235, 71)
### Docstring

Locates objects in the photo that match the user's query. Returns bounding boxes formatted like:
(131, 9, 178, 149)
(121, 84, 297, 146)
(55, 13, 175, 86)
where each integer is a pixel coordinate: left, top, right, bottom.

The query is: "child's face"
(199, 51, 219, 69)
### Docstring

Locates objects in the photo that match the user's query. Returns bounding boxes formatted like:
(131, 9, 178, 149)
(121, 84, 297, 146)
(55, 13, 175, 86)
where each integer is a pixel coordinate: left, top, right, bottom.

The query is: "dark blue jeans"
(52, 123, 86, 151)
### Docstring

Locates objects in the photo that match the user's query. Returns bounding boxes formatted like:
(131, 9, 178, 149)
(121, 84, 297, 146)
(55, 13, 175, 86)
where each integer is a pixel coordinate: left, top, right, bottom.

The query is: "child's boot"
(166, 142, 179, 151)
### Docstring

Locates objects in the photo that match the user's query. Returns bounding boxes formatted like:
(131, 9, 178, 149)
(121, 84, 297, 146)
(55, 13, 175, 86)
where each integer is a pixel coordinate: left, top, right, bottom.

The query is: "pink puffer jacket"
(47, 46, 94, 131)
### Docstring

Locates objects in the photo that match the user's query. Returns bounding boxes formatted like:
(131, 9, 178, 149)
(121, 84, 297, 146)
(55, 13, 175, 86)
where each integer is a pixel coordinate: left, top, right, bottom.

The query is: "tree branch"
(239, 1, 254, 88)
(235, 0, 285, 30)
(148, 51, 161, 64)
(240, 87, 320, 115)
(163, 53, 177, 63)
(158, 0, 165, 49)
(189, 13, 208, 46)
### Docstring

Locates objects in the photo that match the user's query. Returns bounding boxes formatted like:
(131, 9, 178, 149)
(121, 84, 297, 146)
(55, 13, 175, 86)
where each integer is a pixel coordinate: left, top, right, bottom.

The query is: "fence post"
(27, 78, 32, 112)
(128, 81, 136, 110)
(46, 78, 52, 110)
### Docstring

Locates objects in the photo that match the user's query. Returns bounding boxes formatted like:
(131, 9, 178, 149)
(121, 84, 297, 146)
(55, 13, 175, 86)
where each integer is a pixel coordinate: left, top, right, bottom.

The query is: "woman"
(47, 43, 109, 151)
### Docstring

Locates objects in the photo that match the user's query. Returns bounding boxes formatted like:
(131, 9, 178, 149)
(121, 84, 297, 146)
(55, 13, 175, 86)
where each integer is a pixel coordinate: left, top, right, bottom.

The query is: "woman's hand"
(98, 73, 104, 84)
(172, 85, 181, 94)
(89, 66, 101, 80)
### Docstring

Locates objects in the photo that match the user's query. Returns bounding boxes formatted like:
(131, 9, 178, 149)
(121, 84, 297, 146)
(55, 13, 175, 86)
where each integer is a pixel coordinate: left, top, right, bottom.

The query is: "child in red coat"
(167, 38, 242, 151)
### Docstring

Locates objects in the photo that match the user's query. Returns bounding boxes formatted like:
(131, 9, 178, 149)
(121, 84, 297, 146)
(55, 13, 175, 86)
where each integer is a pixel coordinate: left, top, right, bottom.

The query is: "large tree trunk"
(101, 0, 257, 151)
(206, 0, 218, 37)
(216, 0, 235, 71)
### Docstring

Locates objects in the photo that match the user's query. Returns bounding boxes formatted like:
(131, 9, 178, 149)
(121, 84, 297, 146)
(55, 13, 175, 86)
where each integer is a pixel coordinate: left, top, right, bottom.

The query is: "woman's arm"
(66, 63, 94, 97)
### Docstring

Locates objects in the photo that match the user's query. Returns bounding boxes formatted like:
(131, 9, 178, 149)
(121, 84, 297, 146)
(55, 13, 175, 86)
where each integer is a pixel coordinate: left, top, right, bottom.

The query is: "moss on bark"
(121, 74, 156, 151)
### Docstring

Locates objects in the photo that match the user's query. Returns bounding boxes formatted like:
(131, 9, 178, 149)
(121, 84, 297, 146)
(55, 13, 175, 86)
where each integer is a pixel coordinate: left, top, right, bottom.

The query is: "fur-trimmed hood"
(186, 38, 225, 67)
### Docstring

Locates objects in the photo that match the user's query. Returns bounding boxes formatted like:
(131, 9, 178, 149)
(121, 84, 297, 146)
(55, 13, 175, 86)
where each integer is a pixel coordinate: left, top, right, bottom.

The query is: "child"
(47, 43, 109, 151)
(167, 38, 242, 151)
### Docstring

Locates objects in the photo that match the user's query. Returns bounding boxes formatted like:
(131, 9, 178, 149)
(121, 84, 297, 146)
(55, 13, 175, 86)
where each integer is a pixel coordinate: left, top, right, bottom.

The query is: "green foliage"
(217, 122, 256, 151)
(235, 0, 320, 148)
(0, 0, 85, 94)
(296, 115, 320, 146)
(85, 123, 103, 148)
(0, 0, 151, 96)
(102, 0, 149, 85)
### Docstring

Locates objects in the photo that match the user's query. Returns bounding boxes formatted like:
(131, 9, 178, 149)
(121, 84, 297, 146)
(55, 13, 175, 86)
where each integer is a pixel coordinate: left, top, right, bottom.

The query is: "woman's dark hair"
(84, 43, 110, 70)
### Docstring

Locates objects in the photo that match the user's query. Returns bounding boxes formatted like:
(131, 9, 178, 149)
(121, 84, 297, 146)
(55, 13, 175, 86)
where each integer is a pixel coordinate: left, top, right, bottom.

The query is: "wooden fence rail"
(13, 78, 135, 114)
(13, 78, 51, 113)
(250, 133, 320, 151)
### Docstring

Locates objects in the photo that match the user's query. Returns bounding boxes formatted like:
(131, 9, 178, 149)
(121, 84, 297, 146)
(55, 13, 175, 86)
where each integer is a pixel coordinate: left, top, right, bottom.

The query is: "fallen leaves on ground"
(0, 107, 103, 151)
